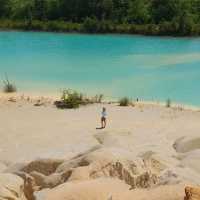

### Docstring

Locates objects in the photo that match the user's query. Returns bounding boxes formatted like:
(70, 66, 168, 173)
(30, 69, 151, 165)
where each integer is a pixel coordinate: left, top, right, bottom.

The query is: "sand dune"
(0, 95, 200, 199)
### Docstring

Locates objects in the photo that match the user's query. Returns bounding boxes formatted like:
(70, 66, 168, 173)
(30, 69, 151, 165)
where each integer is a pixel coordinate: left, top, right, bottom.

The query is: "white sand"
(1, 93, 200, 199)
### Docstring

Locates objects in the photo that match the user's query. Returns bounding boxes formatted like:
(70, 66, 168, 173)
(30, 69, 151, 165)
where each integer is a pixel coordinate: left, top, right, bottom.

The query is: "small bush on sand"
(3, 76, 17, 93)
(166, 98, 171, 108)
(119, 97, 131, 106)
(93, 94, 104, 103)
(55, 89, 104, 109)
(60, 89, 84, 108)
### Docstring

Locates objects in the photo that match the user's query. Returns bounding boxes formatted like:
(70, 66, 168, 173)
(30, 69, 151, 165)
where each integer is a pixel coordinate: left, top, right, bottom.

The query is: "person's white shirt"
(102, 110, 107, 118)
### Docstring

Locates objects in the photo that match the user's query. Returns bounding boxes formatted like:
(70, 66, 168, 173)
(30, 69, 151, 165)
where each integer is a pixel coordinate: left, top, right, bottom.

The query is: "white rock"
(0, 173, 27, 200)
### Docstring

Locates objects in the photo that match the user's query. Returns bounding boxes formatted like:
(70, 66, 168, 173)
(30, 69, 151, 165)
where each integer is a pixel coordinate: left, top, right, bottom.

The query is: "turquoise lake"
(1, 31, 200, 105)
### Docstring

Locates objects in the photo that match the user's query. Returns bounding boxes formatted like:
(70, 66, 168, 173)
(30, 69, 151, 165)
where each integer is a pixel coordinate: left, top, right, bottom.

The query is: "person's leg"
(102, 118, 106, 128)
(104, 118, 106, 128)
(101, 117, 104, 128)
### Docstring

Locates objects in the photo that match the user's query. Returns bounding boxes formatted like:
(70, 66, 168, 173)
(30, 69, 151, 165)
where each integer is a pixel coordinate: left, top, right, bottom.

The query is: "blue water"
(1, 31, 200, 105)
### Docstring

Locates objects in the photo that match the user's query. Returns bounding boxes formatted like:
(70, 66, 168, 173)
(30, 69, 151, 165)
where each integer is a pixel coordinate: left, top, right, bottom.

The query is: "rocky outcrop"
(37, 178, 131, 200)
(0, 148, 181, 200)
(22, 159, 64, 176)
(174, 137, 200, 153)
(29, 171, 70, 189)
(55, 148, 160, 189)
(4, 163, 27, 174)
(185, 186, 200, 200)
(0, 173, 27, 200)
(37, 179, 185, 200)
(14, 171, 36, 200)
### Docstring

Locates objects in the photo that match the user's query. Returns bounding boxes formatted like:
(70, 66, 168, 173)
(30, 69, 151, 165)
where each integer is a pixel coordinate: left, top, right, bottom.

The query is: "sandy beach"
(1, 93, 200, 200)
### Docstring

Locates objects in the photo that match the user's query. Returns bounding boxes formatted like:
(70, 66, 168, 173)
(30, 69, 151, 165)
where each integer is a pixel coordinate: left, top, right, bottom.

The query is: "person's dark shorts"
(101, 117, 106, 121)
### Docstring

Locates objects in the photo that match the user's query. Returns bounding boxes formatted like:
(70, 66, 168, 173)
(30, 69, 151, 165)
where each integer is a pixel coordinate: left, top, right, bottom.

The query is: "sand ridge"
(0, 94, 200, 199)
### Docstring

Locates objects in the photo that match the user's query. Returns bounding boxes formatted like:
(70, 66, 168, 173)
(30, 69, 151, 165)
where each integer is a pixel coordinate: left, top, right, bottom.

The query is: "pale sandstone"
(1, 97, 200, 199)
(0, 173, 27, 200)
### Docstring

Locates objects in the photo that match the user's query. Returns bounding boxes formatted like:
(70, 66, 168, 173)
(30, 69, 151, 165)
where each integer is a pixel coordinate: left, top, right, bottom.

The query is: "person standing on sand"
(101, 107, 107, 129)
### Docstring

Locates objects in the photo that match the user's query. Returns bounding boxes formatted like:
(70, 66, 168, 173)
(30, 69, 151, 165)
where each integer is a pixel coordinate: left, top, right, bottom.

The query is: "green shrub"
(55, 89, 104, 109)
(119, 97, 131, 106)
(60, 89, 84, 108)
(83, 17, 98, 33)
(166, 98, 171, 108)
(3, 76, 17, 93)
(92, 94, 104, 103)
(98, 20, 114, 33)
(0, 19, 200, 36)
(3, 83, 16, 93)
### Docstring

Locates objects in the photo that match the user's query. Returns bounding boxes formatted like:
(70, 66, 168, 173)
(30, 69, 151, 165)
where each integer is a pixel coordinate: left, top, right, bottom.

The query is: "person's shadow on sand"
(96, 127, 104, 130)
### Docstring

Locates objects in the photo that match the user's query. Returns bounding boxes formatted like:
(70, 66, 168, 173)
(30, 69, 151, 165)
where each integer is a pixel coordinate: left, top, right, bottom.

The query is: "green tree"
(150, 0, 181, 23)
(189, 0, 200, 22)
(46, 0, 61, 20)
(34, 0, 47, 20)
(102, 0, 114, 19)
(112, 0, 129, 23)
(128, 0, 150, 24)
(0, 0, 199, 36)
(0, 0, 10, 18)
(83, 17, 98, 32)
(176, 0, 194, 35)
(9, 0, 34, 21)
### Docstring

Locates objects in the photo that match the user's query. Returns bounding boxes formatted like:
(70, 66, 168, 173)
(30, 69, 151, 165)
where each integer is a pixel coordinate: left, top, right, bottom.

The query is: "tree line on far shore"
(0, 0, 200, 36)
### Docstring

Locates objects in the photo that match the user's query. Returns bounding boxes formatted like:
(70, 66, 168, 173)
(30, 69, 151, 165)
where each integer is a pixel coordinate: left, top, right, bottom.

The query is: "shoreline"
(0, 91, 199, 112)
(1, 27, 200, 39)
(0, 20, 200, 38)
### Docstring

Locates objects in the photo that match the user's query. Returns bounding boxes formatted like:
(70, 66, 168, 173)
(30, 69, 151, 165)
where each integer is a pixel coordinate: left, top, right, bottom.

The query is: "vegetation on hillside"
(54, 89, 104, 109)
(0, 0, 200, 36)
(119, 97, 131, 106)
(166, 98, 172, 108)
(2, 75, 17, 93)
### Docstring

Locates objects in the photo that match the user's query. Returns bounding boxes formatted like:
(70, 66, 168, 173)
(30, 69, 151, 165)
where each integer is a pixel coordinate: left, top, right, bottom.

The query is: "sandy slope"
(0, 94, 200, 199)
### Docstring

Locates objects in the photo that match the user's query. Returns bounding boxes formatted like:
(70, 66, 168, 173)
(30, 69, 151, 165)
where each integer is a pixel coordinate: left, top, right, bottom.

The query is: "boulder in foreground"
(185, 186, 200, 200)
(37, 178, 185, 200)
(0, 173, 27, 200)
